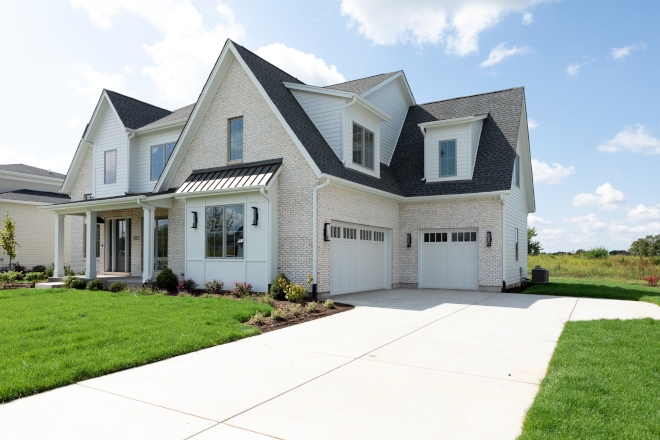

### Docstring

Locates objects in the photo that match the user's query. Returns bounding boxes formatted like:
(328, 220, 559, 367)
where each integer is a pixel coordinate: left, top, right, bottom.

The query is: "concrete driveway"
(2, 289, 660, 440)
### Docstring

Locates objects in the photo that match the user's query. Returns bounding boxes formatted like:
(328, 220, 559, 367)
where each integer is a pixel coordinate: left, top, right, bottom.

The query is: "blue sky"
(1, 0, 658, 253)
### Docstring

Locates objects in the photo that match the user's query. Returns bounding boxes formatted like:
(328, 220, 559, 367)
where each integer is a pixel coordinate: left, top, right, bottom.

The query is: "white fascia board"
(0, 171, 64, 185)
(60, 139, 90, 194)
(520, 94, 536, 213)
(135, 119, 187, 134)
(0, 199, 52, 206)
(283, 82, 353, 99)
(38, 195, 145, 213)
(360, 71, 416, 107)
(418, 113, 488, 131)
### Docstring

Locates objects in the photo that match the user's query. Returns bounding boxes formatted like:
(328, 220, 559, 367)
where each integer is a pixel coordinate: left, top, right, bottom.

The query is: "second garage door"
(331, 223, 387, 295)
(420, 229, 479, 290)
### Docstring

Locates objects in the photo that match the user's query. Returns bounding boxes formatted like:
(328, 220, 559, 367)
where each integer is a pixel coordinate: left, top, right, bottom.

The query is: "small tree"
(527, 227, 542, 256)
(629, 234, 660, 257)
(0, 213, 19, 268)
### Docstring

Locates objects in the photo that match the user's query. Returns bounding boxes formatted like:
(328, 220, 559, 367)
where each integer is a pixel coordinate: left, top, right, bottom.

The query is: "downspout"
(500, 194, 506, 291)
(312, 176, 331, 298)
(137, 197, 153, 283)
(126, 130, 136, 194)
(260, 186, 271, 287)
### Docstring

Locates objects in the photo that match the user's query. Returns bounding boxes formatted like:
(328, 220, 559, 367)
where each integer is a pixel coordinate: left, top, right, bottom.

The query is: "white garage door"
(420, 229, 479, 290)
(331, 223, 387, 295)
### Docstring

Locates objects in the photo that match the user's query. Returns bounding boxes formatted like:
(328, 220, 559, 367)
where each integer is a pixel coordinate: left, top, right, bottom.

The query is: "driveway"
(2, 289, 660, 439)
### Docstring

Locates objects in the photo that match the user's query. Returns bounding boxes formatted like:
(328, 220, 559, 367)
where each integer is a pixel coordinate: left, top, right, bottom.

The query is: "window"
(104, 150, 116, 183)
(83, 221, 101, 259)
(440, 140, 456, 177)
(515, 228, 519, 261)
(229, 118, 243, 161)
(331, 226, 341, 238)
(205, 205, 244, 258)
(151, 143, 175, 180)
(155, 218, 168, 270)
(451, 232, 475, 242)
(360, 230, 372, 241)
(352, 123, 374, 170)
(374, 231, 385, 242)
(513, 154, 520, 186)
(343, 227, 356, 239)
(424, 233, 448, 243)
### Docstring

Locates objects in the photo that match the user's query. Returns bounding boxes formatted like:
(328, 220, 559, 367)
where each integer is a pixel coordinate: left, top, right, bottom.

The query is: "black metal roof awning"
(175, 158, 283, 194)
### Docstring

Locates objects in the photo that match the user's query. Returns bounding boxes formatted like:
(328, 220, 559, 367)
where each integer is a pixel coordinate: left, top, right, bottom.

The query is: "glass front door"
(116, 219, 126, 272)
(155, 218, 168, 270)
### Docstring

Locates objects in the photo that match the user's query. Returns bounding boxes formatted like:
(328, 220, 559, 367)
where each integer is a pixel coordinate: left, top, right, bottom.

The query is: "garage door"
(420, 229, 479, 290)
(331, 223, 387, 295)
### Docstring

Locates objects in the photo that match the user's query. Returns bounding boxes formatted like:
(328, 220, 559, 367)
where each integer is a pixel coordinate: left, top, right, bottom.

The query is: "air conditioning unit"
(531, 267, 549, 284)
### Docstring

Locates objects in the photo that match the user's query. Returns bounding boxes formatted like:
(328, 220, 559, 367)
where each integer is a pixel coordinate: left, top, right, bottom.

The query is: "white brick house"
(41, 40, 535, 296)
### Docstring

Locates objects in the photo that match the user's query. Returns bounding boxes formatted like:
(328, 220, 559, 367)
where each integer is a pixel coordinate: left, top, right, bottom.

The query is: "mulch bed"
(0, 282, 36, 290)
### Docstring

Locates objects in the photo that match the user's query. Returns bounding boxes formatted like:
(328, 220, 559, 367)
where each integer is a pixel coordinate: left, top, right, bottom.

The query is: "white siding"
(291, 90, 345, 160)
(424, 122, 471, 182)
(131, 127, 182, 193)
(362, 78, 410, 165)
(470, 119, 483, 177)
(94, 106, 127, 199)
(344, 105, 381, 178)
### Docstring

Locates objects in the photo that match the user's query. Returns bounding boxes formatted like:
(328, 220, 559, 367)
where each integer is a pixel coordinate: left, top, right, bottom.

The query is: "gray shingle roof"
(0, 164, 65, 180)
(0, 189, 70, 204)
(105, 90, 173, 130)
(324, 71, 400, 95)
(140, 103, 195, 130)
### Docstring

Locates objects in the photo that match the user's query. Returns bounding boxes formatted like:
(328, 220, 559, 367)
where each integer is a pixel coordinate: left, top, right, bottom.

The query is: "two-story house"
(41, 39, 535, 296)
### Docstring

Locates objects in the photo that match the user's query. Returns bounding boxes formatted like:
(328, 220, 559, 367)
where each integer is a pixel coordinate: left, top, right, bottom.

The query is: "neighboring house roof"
(140, 103, 196, 130)
(176, 158, 282, 194)
(324, 71, 401, 95)
(105, 90, 173, 130)
(0, 189, 71, 204)
(0, 164, 65, 180)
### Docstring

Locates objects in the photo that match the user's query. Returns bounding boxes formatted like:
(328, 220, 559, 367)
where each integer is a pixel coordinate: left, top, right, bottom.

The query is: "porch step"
(36, 282, 65, 289)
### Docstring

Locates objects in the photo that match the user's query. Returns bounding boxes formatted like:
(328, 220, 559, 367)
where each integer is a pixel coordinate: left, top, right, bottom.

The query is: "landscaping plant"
(232, 281, 253, 297)
(285, 282, 306, 302)
(69, 279, 85, 290)
(270, 308, 286, 321)
(64, 267, 75, 276)
(323, 299, 335, 309)
(203, 279, 224, 294)
(0, 213, 19, 269)
(306, 301, 319, 313)
(248, 311, 266, 325)
(177, 278, 198, 295)
(86, 279, 103, 291)
(108, 281, 126, 292)
(45, 268, 54, 277)
(24, 272, 45, 283)
(269, 272, 290, 300)
(644, 276, 659, 287)
(1, 270, 21, 286)
(32, 265, 46, 273)
(156, 267, 179, 290)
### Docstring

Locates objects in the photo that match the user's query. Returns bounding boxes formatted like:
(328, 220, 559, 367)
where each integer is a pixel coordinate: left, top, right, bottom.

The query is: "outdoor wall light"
(252, 207, 258, 226)
(323, 222, 330, 241)
(487, 231, 492, 247)
(407, 233, 412, 247)
(191, 211, 198, 229)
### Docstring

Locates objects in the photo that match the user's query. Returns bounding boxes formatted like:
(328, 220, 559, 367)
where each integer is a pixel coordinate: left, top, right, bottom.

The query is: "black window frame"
(229, 117, 244, 161)
(205, 204, 245, 259)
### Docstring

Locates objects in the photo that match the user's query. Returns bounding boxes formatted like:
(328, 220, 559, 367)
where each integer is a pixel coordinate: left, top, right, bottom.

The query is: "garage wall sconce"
(191, 211, 198, 229)
(252, 207, 258, 226)
(323, 223, 330, 241)
(406, 233, 412, 247)
(486, 231, 492, 247)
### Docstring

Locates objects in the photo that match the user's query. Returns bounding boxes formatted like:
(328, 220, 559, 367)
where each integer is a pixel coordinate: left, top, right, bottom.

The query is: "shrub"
(156, 267, 179, 290)
(203, 279, 224, 294)
(269, 273, 290, 300)
(232, 281, 253, 297)
(69, 279, 86, 290)
(86, 279, 103, 291)
(287, 304, 302, 316)
(63, 275, 76, 288)
(323, 299, 336, 309)
(261, 295, 273, 306)
(45, 268, 54, 277)
(32, 265, 46, 273)
(582, 247, 609, 259)
(644, 276, 659, 287)
(109, 281, 126, 292)
(24, 272, 45, 282)
(306, 301, 319, 313)
(248, 311, 266, 325)
(285, 283, 307, 302)
(64, 267, 75, 276)
(13, 262, 26, 273)
(79, 271, 85, 276)
(0, 270, 20, 285)
(177, 278, 198, 294)
(271, 308, 286, 321)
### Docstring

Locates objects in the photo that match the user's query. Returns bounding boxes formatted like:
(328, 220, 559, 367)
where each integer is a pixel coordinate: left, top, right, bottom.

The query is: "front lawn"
(0, 288, 272, 403)
(525, 277, 660, 307)
(519, 318, 660, 439)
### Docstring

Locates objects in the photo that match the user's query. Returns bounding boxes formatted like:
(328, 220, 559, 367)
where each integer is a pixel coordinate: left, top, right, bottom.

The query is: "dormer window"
(352, 123, 374, 170)
(439, 140, 456, 177)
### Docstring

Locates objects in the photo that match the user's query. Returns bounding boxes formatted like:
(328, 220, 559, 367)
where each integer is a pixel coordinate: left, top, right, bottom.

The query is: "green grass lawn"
(525, 276, 660, 307)
(519, 318, 660, 439)
(0, 288, 272, 404)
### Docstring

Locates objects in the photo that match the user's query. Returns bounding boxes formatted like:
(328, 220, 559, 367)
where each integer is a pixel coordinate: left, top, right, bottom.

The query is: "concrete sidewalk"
(1, 290, 659, 439)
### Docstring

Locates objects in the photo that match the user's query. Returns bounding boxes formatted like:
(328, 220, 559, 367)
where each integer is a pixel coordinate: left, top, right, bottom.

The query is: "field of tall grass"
(529, 254, 660, 281)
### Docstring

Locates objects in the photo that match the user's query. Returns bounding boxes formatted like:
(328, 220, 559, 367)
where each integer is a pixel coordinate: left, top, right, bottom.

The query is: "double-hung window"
(206, 204, 244, 258)
(151, 143, 175, 180)
(513, 154, 520, 186)
(439, 140, 456, 177)
(229, 117, 243, 161)
(352, 123, 374, 170)
(104, 150, 116, 183)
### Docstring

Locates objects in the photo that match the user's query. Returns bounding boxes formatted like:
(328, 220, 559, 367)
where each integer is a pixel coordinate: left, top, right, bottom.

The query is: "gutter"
(500, 194, 506, 291)
(312, 177, 330, 297)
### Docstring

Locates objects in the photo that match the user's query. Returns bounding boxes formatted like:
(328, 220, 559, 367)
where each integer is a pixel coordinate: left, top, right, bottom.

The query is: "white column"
(54, 213, 65, 277)
(85, 210, 97, 280)
(142, 206, 154, 283)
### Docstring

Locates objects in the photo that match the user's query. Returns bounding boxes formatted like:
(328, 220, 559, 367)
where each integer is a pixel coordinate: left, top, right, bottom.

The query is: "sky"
(1, 0, 658, 253)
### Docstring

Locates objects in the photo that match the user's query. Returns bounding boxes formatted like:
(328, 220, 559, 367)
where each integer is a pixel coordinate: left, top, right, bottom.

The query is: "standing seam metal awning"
(175, 158, 283, 194)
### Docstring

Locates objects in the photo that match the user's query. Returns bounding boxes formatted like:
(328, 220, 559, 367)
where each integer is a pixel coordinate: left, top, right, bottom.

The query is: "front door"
(116, 219, 127, 272)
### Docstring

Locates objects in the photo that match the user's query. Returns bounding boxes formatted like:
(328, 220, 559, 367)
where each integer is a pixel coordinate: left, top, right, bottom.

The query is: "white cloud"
(627, 204, 660, 223)
(611, 41, 646, 60)
(70, 1, 244, 105)
(563, 213, 599, 224)
(255, 43, 346, 86)
(601, 204, 620, 211)
(528, 118, 539, 129)
(0, 147, 72, 175)
(68, 116, 84, 129)
(531, 159, 575, 184)
(566, 62, 580, 76)
(69, 62, 128, 103)
(522, 12, 533, 25)
(339, 0, 545, 56)
(124, 66, 136, 75)
(598, 125, 660, 155)
(480, 42, 531, 67)
(528, 214, 551, 225)
(572, 183, 627, 208)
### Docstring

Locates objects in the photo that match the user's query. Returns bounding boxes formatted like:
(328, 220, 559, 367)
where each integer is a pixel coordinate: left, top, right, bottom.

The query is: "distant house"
(0, 164, 71, 269)
(41, 40, 535, 295)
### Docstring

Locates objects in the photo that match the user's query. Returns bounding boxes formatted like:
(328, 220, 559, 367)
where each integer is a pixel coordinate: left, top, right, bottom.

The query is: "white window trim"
(439, 139, 458, 178)
(104, 149, 117, 184)
(343, 107, 380, 178)
(150, 143, 175, 181)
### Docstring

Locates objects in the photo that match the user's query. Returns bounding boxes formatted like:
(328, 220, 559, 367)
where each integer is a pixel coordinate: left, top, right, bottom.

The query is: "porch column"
(142, 206, 155, 283)
(85, 210, 97, 280)
(54, 213, 65, 277)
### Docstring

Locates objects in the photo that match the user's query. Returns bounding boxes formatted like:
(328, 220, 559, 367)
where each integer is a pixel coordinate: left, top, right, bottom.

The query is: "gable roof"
(324, 71, 400, 95)
(0, 189, 70, 204)
(105, 90, 172, 130)
(140, 103, 195, 131)
(0, 164, 65, 180)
